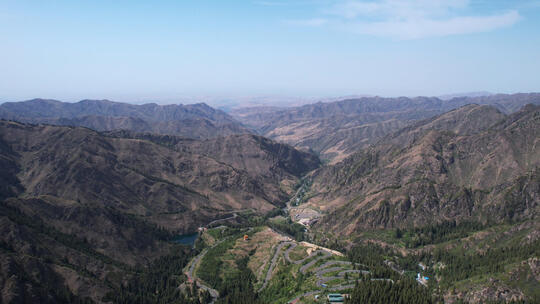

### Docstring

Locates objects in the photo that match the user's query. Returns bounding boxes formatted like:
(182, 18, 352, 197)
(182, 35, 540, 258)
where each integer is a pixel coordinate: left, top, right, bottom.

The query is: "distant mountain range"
(231, 93, 540, 162)
(2, 94, 538, 163)
(437, 91, 493, 100)
(0, 99, 252, 139)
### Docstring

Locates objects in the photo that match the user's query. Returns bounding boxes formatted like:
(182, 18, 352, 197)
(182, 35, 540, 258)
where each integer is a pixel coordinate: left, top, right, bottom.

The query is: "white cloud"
(343, 10, 521, 39)
(288, 0, 521, 39)
(328, 0, 470, 19)
(284, 18, 329, 27)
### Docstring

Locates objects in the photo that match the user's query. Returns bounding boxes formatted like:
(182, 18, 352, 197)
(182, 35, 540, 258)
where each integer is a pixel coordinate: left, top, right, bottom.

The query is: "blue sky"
(1, 0, 539, 105)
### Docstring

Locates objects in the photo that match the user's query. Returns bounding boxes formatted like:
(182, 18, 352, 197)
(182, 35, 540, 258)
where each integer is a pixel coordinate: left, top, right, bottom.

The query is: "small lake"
(174, 233, 198, 246)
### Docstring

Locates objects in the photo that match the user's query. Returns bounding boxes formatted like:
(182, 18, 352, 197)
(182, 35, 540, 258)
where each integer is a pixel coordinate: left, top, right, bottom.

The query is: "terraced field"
(186, 224, 397, 304)
(258, 240, 394, 303)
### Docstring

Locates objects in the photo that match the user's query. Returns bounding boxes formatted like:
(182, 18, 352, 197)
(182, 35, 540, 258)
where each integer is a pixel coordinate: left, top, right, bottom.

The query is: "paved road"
(283, 248, 395, 303)
(316, 266, 344, 276)
(287, 180, 309, 208)
(286, 277, 394, 304)
(299, 250, 332, 274)
(195, 281, 219, 302)
(258, 240, 370, 303)
(224, 231, 395, 304)
(258, 241, 293, 292)
(338, 269, 370, 277)
(184, 235, 240, 304)
(204, 209, 253, 228)
(189, 229, 393, 304)
(283, 242, 298, 263)
(258, 241, 335, 292)
(184, 248, 220, 303)
(186, 249, 207, 283)
(384, 259, 405, 275)
(316, 270, 370, 286)
(314, 260, 353, 270)
(189, 228, 256, 303)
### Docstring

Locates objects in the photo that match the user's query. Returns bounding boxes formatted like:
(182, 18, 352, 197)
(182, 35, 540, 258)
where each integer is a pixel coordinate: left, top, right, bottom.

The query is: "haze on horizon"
(1, 0, 540, 106)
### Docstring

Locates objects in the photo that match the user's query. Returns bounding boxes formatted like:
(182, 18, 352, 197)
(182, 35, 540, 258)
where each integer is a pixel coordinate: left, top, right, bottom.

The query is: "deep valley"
(0, 95, 539, 304)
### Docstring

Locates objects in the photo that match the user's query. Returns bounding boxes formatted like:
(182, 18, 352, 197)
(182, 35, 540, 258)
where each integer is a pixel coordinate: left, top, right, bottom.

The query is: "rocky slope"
(0, 99, 251, 139)
(0, 120, 319, 302)
(306, 104, 539, 234)
(231, 93, 540, 162)
(102, 131, 321, 193)
(0, 121, 319, 231)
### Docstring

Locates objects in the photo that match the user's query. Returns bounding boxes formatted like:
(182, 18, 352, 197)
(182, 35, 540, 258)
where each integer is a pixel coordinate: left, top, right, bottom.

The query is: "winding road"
(186, 209, 395, 304)
(280, 243, 394, 303)
(298, 250, 332, 274)
(185, 248, 219, 303)
(258, 240, 334, 291)
(184, 227, 256, 303)
(187, 234, 393, 304)
(184, 239, 227, 304)
(258, 242, 293, 292)
(257, 239, 380, 303)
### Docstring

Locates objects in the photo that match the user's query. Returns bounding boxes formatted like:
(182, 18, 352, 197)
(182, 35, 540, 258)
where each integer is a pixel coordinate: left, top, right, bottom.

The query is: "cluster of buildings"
(297, 217, 318, 227)
(416, 262, 429, 286)
(293, 212, 320, 227)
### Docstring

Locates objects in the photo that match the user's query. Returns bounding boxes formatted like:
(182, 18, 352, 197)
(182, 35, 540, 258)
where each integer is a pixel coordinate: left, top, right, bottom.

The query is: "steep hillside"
(184, 134, 321, 180)
(383, 104, 507, 147)
(101, 131, 321, 195)
(0, 99, 251, 139)
(0, 121, 319, 232)
(232, 93, 540, 162)
(0, 195, 200, 303)
(306, 104, 539, 234)
(0, 120, 319, 302)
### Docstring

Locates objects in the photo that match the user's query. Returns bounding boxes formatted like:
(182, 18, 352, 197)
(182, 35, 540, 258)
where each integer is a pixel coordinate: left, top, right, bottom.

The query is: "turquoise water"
(174, 233, 198, 246)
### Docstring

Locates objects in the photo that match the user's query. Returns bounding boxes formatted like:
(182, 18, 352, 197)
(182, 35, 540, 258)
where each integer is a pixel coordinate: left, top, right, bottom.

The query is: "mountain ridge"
(305, 104, 539, 233)
(0, 99, 252, 139)
(231, 93, 540, 162)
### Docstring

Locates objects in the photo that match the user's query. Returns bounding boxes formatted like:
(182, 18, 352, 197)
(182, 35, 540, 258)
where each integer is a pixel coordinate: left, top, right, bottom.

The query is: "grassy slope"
(196, 226, 365, 304)
(342, 220, 539, 302)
